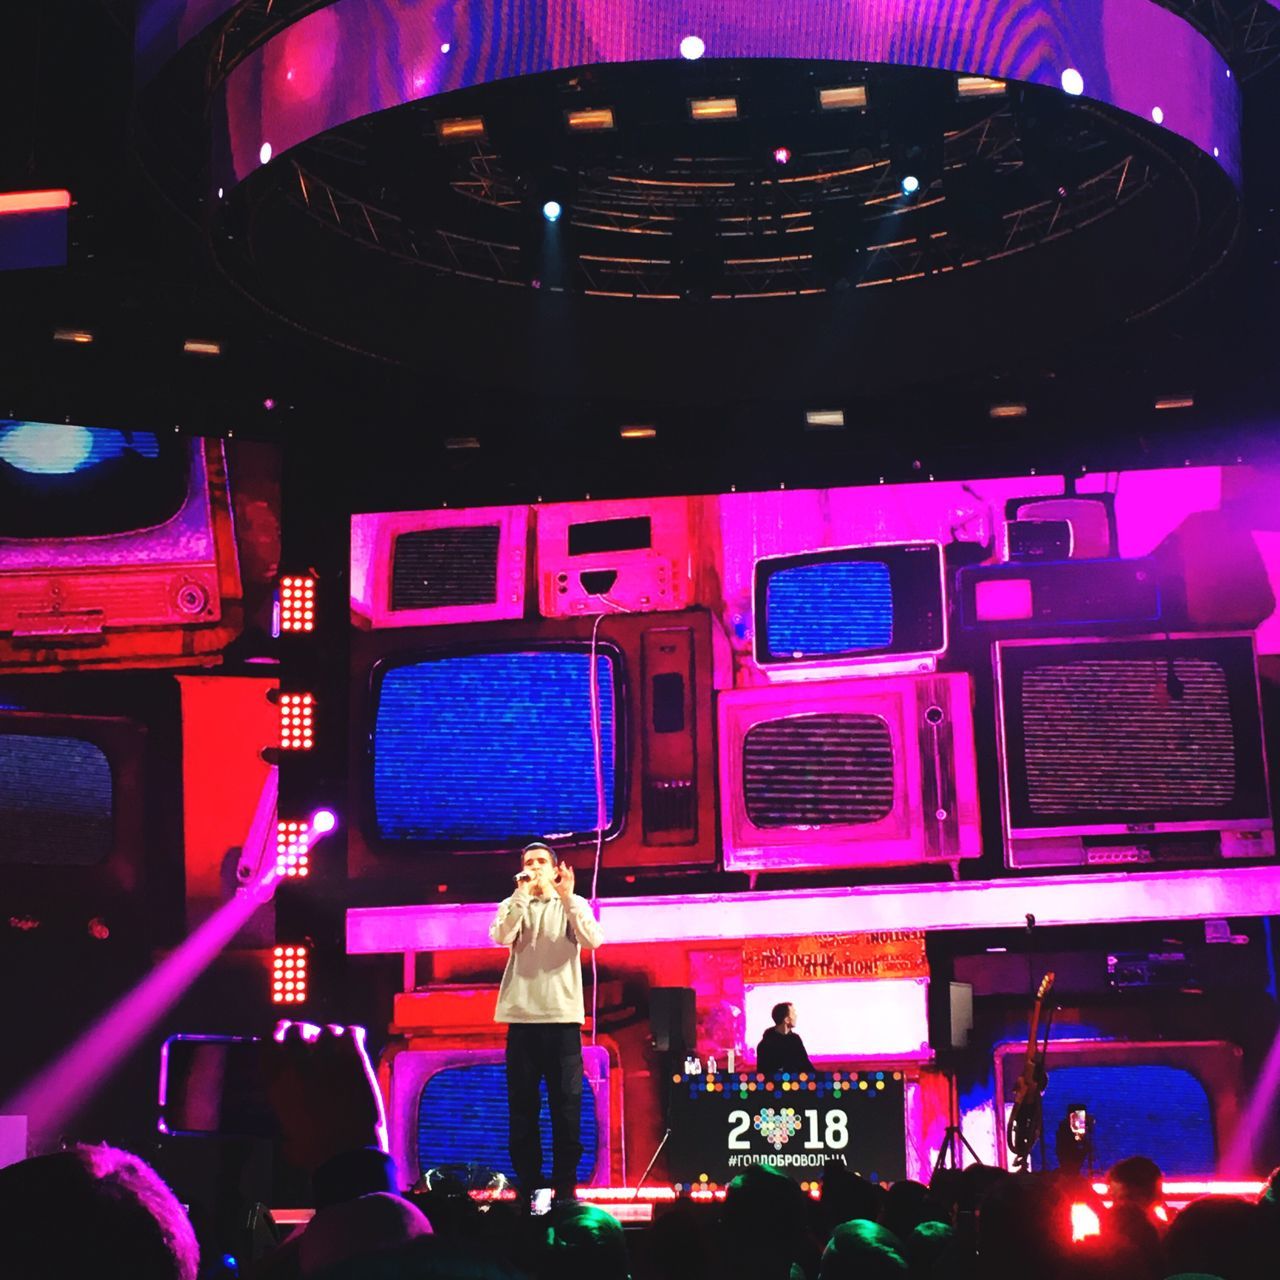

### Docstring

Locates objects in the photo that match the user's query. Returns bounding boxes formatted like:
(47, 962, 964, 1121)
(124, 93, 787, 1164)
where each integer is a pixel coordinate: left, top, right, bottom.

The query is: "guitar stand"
(932, 1065, 984, 1175)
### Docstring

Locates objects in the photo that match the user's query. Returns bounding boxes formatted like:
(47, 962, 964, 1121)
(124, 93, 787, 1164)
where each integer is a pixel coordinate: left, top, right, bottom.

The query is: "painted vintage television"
(718, 672, 981, 873)
(995, 1038, 1244, 1177)
(0, 422, 242, 668)
(350, 506, 529, 630)
(535, 496, 706, 617)
(995, 633, 1274, 869)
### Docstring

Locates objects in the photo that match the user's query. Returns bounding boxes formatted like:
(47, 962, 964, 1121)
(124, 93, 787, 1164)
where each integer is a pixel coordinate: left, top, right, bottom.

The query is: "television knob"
(176, 581, 210, 615)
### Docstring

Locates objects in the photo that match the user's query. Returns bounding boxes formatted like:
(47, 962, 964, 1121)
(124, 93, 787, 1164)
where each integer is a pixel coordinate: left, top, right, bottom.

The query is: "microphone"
(514, 871, 533, 885)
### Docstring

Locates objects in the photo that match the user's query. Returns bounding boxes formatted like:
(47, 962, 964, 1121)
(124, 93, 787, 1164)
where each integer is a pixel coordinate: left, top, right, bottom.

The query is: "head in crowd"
(905, 1220, 954, 1278)
(722, 1165, 819, 1279)
(818, 1219, 907, 1280)
(0, 1144, 199, 1280)
(974, 1172, 1073, 1279)
(819, 1164, 884, 1236)
(1162, 1195, 1270, 1280)
(539, 1202, 630, 1280)
(1107, 1155, 1163, 1211)
(881, 1179, 934, 1244)
(771, 1002, 795, 1031)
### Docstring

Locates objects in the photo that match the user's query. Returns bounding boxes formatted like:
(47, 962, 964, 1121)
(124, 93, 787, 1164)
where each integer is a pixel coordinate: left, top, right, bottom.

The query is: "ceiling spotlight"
(183, 339, 222, 356)
(901, 174, 920, 195)
(1151, 106, 1165, 125)
(542, 200, 563, 223)
(1060, 68, 1084, 96)
(805, 409, 845, 430)
(989, 402, 1029, 419)
(956, 75, 1006, 99)
(259, 141, 273, 165)
(818, 85, 867, 110)
(773, 146, 792, 165)
(52, 328, 94, 344)
(690, 97, 738, 121)
(566, 107, 615, 132)
(680, 35, 705, 60)
(620, 426, 657, 440)
(1154, 395, 1194, 411)
(436, 116, 486, 142)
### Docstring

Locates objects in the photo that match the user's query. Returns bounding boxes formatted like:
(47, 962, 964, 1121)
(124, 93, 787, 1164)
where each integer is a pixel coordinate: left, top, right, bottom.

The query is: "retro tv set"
(718, 672, 981, 873)
(0, 421, 241, 668)
(0, 705, 161, 925)
(350, 506, 529, 630)
(385, 1044, 614, 1189)
(753, 542, 947, 681)
(348, 609, 719, 882)
(535, 496, 704, 617)
(995, 1038, 1242, 1177)
(996, 632, 1273, 869)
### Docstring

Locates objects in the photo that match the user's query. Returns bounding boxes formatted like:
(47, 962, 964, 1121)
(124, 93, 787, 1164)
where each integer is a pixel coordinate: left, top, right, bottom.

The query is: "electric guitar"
(1006, 971, 1055, 1171)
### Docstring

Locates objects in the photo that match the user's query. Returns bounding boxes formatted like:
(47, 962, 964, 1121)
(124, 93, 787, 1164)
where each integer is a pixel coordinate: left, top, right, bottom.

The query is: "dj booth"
(667, 1070, 907, 1186)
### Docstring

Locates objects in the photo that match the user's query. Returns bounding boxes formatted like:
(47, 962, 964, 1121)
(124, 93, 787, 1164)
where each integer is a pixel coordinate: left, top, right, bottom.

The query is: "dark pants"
(505, 1022, 584, 1194)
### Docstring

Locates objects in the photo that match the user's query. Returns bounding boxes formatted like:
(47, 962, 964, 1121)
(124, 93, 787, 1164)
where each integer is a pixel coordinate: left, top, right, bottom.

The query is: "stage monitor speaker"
(649, 986, 696, 1054)
(928, 980, 974, 1052)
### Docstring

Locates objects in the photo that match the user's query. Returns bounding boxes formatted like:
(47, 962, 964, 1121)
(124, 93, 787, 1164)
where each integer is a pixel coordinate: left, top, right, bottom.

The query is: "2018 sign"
(668, 1071, 907, 1185)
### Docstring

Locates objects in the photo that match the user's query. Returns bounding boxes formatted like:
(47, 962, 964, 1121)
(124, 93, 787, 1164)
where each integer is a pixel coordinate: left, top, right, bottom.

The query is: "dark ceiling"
(1, 1, 1278, 508)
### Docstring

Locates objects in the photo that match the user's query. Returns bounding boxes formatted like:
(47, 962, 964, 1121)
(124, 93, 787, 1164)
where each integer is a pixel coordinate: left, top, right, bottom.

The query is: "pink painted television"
(996, 632, 1274, 870)
(0, 426, 241, 668)
(535, 496, 702, 617)
(718, 672, 981, 873)
(351, 506, 529, 630)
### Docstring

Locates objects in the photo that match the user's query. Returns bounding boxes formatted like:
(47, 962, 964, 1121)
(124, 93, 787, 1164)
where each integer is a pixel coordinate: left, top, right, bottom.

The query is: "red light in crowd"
(275, 821, 311, 878)
(279, 693, 315, 750)
(279, 577, 316, 633)
(272, 945, 308, 1004)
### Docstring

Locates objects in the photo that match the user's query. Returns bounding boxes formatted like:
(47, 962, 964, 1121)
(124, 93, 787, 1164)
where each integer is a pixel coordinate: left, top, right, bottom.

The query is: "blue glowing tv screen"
(372, 648, 619, 845)
(0, 732, 114, 865)
(416, 1061, 599, 1184)
(755, 542, 945, 666)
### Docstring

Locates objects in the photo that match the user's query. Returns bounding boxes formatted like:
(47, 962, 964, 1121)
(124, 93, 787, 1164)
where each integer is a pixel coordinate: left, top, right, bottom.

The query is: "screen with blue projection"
(0, 421, 187, 538)
(1046, 1064, 1216, 1176)
(416, 1061, 600, 1184)
(755, 542, 945, 666)
(373, 648, 619, 845)
(0, 734, 114, 865)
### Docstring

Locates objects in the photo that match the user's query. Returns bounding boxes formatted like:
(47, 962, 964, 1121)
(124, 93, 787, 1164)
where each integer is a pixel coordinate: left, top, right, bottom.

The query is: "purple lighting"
(311, 807, 338, 834)
(214, 0, 1242, 190)
(0, 771, 281, 1147)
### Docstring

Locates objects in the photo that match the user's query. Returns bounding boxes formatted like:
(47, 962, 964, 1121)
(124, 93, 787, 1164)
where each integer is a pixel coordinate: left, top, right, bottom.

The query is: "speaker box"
(928, 980, 974, 1052)
(649, 986, 696, 1054)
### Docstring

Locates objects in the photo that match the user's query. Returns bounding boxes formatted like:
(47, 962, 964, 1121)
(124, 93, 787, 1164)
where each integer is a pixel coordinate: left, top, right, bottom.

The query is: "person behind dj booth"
(490, 840, 604, 1209)
(756, 1001, 816, 1077)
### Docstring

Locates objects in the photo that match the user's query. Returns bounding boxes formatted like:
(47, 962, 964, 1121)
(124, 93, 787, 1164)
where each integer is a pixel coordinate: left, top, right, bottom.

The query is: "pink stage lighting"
(773, 146, 791, 165)
(278, 693, 315, 750)
(279, 576, 316, 632)
(311, 808, 337, 835)
(272, 945, 309, 1004)
(276, 820, 312, 877)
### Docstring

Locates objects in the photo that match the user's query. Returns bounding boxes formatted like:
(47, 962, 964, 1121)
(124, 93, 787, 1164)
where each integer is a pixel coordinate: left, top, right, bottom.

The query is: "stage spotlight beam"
(0, 770, 282, 1147)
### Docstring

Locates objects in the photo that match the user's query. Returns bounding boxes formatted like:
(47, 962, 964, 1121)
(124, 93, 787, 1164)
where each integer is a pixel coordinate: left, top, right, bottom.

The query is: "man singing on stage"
(490, 842, 604, 1207)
